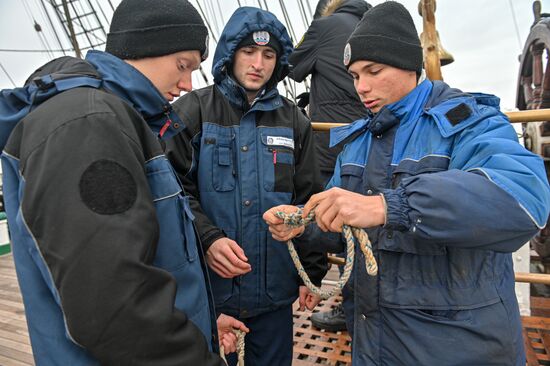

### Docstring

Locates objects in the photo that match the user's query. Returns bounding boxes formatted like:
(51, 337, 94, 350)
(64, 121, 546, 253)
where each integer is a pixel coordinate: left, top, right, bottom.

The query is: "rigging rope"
(35, 0, 67, 55)
(277, 0, 297, 43)
(297, 0, 310, 30)
(22, 0, 54, 59)
(304, 0, 314, 19)
(215, 0, 226, 25)
(203, 0, 220, 39)
(0, 62, 17, 87)
(275, 209, 377, 299)
(193, 0, 219, 43)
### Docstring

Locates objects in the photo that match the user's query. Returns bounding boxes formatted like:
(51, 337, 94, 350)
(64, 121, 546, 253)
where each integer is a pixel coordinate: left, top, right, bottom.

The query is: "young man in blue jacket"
(165, 7, 327, 366)
(0, 0, 247, 365)
(264, 2, 550, 365)
(288, 0, 371, 333)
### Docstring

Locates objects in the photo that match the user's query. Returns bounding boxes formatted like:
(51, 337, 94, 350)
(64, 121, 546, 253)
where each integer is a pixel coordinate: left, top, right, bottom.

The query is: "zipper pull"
(159, 112, 172, 137)
(273, 149, 277, 165)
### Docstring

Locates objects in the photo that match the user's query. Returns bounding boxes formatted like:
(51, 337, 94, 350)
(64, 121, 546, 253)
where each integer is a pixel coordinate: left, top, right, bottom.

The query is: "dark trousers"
(225, 304, 293, 366)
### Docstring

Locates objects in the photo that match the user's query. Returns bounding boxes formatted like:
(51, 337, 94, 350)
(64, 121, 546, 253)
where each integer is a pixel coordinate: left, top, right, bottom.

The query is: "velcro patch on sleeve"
(445, 103, 472, 126)
(79, 159, 137, 215)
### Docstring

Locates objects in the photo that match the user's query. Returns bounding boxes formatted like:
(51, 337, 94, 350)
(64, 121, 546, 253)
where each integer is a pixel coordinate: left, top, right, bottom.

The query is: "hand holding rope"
(220, 328, 245, 366)
(275, 208, 377, 300)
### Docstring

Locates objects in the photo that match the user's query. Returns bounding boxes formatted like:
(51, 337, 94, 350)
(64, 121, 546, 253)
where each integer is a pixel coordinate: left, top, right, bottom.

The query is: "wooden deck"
(1, 252, 550, 365)
(0, 254, 33, 366)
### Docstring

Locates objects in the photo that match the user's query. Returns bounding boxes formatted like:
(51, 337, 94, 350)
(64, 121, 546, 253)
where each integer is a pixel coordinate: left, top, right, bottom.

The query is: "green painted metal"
(0, 243, 10, 255)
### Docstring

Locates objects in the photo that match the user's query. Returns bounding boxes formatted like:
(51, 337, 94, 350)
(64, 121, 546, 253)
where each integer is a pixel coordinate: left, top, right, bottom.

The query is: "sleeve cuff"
(381, 187, 411, 231)
(200, 229, 226, 252)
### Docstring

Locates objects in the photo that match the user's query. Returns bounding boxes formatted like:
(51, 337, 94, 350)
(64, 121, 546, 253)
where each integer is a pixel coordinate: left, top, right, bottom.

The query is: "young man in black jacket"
(0, 0, 247, 364)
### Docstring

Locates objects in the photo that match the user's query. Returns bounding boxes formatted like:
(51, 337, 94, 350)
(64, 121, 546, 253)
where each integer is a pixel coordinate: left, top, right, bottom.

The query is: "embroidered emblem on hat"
(343, 43, 351, 66)
(253, 31, 270, 46)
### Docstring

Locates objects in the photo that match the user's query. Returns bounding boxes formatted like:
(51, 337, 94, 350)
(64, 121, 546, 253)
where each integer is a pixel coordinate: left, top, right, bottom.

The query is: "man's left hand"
(263, 205, 305, 242)
(217, 313, 250, 354)
(298, 285, 322, 311)
(303, 187, 386, 232)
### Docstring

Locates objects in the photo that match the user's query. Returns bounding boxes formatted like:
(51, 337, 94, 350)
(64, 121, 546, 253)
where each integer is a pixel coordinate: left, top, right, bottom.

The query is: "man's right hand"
(206, 238, 252, 278)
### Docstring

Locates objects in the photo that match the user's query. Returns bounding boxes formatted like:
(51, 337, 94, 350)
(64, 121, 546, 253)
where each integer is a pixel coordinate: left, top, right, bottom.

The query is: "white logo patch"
(253, 31, 270, 46)
(266, 136, 294, 149)
(343, 43, 351, 66)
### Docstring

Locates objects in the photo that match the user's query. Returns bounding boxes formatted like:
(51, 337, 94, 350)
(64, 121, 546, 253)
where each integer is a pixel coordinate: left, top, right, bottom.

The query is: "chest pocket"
(383, 155, 451, 256)
(391, 155, 450, 188)
(200, 130, 236, 192)
(340, 164, 366, 194)
(261, 133, 295, 193)
(145, 156, 198, 271)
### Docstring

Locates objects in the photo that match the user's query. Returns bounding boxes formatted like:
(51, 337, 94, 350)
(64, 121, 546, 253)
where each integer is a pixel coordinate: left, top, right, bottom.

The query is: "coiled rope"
(275, 209, 378, 299)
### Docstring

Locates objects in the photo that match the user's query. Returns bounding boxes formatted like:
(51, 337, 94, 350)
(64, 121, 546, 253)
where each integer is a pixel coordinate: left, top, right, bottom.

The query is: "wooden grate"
(292, 295, 352, 365)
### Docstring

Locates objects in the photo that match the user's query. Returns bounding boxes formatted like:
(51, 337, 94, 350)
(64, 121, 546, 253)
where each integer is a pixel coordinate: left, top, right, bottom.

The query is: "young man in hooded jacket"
(264, 2, 550, 365)
(0, 0, 248, 365)
(165, 6, 327, 366)
(288, 0, 371, 333)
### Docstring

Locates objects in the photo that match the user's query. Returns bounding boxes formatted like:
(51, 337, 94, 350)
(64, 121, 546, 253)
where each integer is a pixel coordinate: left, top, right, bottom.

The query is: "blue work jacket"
(312, 79, 550, 365)
(166, 7, 326, 318)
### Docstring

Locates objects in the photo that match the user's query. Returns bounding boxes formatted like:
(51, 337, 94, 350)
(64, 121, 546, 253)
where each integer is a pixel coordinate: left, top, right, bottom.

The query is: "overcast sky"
(0, 0, 546, 110)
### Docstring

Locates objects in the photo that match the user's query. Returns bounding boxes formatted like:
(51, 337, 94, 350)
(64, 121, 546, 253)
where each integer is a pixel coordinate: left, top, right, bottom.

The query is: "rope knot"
(275, 208, 378, 300)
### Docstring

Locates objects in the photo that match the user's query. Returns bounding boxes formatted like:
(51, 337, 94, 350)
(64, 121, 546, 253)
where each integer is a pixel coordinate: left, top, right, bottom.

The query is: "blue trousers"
(225, 304, 293, 366)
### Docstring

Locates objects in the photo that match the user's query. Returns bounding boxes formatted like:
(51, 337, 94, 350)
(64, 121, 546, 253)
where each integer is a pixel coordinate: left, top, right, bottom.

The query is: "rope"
(275, 209, 377, 299)
(220, 328, 246, 366)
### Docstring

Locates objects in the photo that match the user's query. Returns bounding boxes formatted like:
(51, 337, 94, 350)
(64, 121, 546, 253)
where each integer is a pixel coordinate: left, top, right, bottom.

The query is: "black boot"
(310, 303, 347, 332)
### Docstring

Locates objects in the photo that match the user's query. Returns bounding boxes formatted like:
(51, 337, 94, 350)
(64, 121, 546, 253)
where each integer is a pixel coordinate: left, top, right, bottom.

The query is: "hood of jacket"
(85, 51, 184, 139)
(0, 56, 103, 150)
(320, 0, 370, 18)
(212, 6, 293, 89)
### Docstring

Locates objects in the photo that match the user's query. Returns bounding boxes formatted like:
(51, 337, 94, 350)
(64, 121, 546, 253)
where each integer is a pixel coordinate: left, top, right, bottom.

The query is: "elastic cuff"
(201, 230, 226, 251)
(379, 193, 388, 226)
(381, 187, 410, 231)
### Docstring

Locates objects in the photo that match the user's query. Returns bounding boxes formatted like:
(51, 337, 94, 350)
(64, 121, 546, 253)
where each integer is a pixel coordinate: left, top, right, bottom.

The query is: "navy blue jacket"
(1, 51, 223, 365)
(166, 7, 326, 318)
(307, 80, 550, 365)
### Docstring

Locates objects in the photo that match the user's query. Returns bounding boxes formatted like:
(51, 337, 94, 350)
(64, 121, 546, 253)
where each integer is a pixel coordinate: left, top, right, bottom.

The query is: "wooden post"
(61, 0, 82, 59)
(420, 0, 442, 80)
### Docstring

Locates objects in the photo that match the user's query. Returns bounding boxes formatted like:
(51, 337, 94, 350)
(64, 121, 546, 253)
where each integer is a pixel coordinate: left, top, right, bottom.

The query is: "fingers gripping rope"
(220, 328, 245, 366)
(275, 209, 378, 300)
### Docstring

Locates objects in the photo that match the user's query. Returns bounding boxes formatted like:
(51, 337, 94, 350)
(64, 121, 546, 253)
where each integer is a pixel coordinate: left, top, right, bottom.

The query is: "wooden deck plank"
(3, 253, 550, 365)
(0, 255, 33, 366)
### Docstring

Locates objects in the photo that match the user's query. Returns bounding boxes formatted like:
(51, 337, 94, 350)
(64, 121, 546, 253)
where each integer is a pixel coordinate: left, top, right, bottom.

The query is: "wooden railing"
(327, 256, 550, 285)
(311, 108, 550, 131)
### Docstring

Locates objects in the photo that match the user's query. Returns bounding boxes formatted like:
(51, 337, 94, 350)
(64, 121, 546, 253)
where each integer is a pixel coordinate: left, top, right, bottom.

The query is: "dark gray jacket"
(289, 0, 370, 174)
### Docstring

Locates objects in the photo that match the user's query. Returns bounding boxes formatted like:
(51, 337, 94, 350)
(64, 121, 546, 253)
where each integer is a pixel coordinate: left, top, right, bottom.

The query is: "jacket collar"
(330, 80, 433, 146)
(85, 50, 184, 140)
(381, 78, 433, 130)
(216, 75, 283, 112)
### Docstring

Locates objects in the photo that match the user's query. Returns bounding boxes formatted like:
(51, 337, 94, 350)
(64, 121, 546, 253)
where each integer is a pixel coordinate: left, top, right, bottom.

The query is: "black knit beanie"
(105, 0, 209, 60)
(343, 1, 422, 73)
(236, 31, 282, 56)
